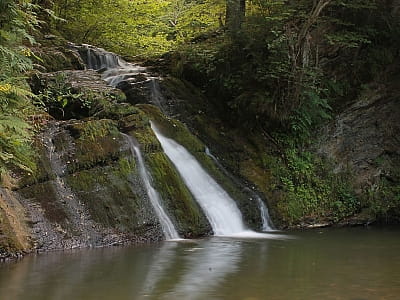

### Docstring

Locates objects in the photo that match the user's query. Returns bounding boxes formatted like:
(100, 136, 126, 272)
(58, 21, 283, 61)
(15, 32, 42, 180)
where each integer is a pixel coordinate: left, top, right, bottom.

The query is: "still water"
(0, 227, 399, 300)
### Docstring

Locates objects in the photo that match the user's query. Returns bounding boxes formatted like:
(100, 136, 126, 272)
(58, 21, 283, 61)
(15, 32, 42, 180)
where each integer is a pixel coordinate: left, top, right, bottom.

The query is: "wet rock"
(318, 81, 400, 222)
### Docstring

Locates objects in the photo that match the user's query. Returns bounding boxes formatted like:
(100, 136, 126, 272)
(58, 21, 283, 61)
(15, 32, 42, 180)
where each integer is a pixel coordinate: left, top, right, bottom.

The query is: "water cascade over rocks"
(256, 196, 274, 231)
(152, 123, 276, 237)
(74, 44, 165, 108)
(74, 44, 277, 238)
(205, 147, 274, 231)
(124, 134, 180, 240)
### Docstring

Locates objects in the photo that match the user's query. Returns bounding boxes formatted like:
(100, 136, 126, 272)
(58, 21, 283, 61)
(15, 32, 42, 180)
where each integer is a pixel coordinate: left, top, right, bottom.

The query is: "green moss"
(146, 152, 209, 237)
(66, 157, 151, 233)
(17, 140, 52, 188)
(137, 104, 262, 229)
(66, 119, 123, 172)
(95, 102, 137, 120)
(363, 156, 400, 223)
(139, 104, 204, 152)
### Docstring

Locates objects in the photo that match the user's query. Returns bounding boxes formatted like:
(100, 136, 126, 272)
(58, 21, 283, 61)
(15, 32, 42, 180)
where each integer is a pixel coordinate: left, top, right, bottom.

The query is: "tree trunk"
(226, 0, 245, 32)
(289, 0, 332, 109)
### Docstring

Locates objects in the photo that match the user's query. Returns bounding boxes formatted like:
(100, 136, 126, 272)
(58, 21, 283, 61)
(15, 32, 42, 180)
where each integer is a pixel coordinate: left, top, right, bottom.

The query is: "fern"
(0, 0, 39, 184)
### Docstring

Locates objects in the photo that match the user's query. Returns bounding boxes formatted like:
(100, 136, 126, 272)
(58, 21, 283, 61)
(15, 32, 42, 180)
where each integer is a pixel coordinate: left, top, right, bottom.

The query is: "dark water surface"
(1, 227, 399, 300)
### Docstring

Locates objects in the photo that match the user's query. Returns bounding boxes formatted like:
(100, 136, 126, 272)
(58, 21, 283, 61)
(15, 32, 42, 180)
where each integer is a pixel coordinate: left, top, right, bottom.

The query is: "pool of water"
(1, 227, 399, 300)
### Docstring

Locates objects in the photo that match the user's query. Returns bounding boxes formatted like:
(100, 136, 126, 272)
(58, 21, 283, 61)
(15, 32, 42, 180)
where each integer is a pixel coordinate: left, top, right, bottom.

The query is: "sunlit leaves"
(53, 0, 225, 57)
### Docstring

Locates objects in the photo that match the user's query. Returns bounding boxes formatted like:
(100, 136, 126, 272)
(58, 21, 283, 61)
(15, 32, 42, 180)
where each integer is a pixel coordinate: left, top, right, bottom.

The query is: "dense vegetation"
(0, 0, 41, 184)
(46, 0, 399, 134)
(1, 0, 399, 225)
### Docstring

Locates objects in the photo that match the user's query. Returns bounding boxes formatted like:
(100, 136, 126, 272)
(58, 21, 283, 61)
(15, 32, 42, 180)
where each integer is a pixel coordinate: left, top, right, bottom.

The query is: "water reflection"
(165, 239, 242, 299)
(1, 228, 400, 300)
(138, 239, 244, 299)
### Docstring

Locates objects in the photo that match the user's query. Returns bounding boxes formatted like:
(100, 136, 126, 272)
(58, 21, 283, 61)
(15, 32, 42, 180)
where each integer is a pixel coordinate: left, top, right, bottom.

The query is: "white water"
(102, 63, 148, 88)
(152, 125, 245, 235)
(124, 134, 180, 240)
(153, 124, 277, 238)
(205, 147, 275, 231)
(78, 44, 280, 238)
(256, 196, 274, 231)
(78, 44, 148, 88)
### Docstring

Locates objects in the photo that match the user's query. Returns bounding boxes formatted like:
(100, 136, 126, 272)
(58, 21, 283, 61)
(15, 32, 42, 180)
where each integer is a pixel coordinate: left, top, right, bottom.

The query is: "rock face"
(319, 84, 400, 187)
(318, 79, 400, 222)
(17, 121, 163, 253)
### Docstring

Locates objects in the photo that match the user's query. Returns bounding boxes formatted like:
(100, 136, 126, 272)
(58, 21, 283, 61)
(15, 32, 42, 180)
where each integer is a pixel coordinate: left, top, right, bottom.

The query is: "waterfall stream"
(152, 123, 276, 237)
(75, 44, 277, 238)
(256, 196, 274, 231)
(123, 134, 180, 240)
(205, 147, 274, 231)
(152, 124, 245, 235)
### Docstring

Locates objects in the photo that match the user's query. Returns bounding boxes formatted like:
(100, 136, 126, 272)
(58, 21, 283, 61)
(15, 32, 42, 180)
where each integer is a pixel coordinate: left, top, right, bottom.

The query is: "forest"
(1, 0, 400, 230)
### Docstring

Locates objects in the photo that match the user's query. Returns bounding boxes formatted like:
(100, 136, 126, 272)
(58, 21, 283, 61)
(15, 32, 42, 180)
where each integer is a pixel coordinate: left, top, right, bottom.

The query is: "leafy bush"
(270, 147, 360, 225)
(0, 0, 39, 184)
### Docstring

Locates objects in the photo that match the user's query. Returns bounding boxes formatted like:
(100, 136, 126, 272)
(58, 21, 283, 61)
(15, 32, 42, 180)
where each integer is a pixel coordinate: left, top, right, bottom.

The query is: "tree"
(288, 0, 333, 109)
(226, 0, 245, 32)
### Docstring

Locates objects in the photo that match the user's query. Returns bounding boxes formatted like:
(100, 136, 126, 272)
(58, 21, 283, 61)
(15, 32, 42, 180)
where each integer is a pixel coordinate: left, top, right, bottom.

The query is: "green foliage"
(168, 0, 398, 140)
(37, 73, 88, 119)
(52, 0, 224, 57)
(0, 115, 35, 175)
(0, 0, 40, 183)
(290, 89, 332, 140)
(269, 147, 360, 225)
(363, 159, 400, 222)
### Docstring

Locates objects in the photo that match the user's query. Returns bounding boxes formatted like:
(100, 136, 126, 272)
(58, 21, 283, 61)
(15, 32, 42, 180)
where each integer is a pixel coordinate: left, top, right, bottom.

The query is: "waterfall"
(123, 134, 180, 240)
(74, 44, 147, 88)
(151, 124, 246, 236)
(82, 44, 121, 70)
(205, 147, 275, 231)
(256, 196, 274, 231)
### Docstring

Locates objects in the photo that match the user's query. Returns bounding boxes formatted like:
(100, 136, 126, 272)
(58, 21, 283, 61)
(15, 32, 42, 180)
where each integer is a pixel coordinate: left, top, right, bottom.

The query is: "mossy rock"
(31, 47, 85, 72)
(30, 34, 85, 72)
(66, 157, 161, 236)
(95, 103, 139, 120)
(65, 119, 123, 172)
(127, 124, 210, 237)
(0, 188, 32, 258)
(145, 151, 210, 237)
(138, 104, 263, 230)
(17, 140, 52, 188)
(118, 109, 150, 132)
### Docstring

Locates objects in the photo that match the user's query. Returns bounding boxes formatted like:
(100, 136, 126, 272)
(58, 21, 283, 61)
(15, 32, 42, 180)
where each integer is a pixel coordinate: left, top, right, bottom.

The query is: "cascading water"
(123, 134, 180, 240)
(74, 44, 280, 238)
(74, 44, 148, 87)
(256, 196, 274, 231)
(205, 147, 275, 231)
(151, 124, 248, 236)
